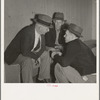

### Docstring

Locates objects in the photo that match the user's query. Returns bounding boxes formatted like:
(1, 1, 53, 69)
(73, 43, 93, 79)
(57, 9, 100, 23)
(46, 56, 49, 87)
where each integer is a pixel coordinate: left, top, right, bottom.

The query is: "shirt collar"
(35, 29, 40, 38)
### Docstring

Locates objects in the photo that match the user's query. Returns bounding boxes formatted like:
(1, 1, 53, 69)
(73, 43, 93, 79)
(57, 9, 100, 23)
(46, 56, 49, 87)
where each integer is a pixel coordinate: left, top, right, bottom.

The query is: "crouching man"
(51, 23, 96, 83)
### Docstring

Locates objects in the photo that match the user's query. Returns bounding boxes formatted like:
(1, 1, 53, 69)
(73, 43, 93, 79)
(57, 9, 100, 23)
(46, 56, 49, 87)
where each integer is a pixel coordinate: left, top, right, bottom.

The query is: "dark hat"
(52, 12, 64, 20)
(32, 14, 53, 28)
(68, 23, 83, 37)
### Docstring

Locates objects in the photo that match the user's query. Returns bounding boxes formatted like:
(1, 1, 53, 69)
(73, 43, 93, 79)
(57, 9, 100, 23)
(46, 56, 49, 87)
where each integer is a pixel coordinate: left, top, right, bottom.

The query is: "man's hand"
(55, 45, 63, 51)
(46, 46, 57, 52)
(35, 57, 41, 65)
(51, 51, 62, 58)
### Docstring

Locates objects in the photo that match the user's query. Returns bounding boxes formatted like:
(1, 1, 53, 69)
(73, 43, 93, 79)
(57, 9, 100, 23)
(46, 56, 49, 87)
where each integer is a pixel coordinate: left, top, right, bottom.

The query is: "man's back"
(4, 24, 35, 65)
(45, 23, 68, 47)
(54, 39, 96, 76)
(70, 39, 96, 75)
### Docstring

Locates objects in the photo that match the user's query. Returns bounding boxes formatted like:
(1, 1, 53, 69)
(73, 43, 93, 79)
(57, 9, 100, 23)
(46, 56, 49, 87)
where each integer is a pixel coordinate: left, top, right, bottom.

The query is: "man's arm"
(20, 28, 40, 60)
(45, 28, 56, 47)
(53, 42, 81, 67)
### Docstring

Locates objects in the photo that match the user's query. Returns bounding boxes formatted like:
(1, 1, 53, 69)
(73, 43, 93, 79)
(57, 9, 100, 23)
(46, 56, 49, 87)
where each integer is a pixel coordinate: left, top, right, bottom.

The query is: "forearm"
(21, 47, 45, 60)
(22, 51, 39, 60)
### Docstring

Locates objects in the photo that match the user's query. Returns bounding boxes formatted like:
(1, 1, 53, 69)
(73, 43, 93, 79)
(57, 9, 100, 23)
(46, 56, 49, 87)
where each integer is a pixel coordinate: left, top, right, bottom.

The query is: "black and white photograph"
(1, 0, 99, 100)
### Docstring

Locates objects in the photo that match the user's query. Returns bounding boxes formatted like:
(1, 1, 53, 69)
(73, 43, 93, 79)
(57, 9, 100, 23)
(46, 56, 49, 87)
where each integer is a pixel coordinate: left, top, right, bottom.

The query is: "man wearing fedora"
(51, 23, 96, 83)
(45, 12, 68, 48)
(45, 12, 68, 82)
(4, 14, 52, 83)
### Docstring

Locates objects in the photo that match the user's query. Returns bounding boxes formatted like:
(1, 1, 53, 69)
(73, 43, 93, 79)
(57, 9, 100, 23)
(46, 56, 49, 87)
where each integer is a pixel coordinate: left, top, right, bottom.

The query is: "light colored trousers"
(55, 63, 96, 83)
(14, 51, 51, 83)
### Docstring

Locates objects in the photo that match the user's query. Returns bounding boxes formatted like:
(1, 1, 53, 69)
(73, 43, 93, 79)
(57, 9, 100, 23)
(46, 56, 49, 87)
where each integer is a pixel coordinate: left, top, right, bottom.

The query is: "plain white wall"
(92, 0, 96, 40)
(4, 0, 96, 49)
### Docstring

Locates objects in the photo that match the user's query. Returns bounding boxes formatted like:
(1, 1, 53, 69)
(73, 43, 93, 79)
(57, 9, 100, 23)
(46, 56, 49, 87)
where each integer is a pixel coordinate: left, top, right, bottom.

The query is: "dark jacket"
(45, 23, 68, 47)
(54, 39, 96, 76)
(5, 24, 46, 65)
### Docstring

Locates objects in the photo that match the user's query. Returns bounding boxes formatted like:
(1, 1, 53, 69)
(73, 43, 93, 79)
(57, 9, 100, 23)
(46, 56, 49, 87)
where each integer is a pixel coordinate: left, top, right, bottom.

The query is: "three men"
(5, 12, 96, 83)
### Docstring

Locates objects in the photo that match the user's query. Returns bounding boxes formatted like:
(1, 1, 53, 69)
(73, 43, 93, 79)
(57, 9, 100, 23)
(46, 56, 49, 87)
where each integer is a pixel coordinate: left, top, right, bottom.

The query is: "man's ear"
(36, 24, 42, 32)
(53, 19, 56, 23)
(62, 21, 64, 25)
(37, 24, 42, 30)
(39, 26, 42, 31)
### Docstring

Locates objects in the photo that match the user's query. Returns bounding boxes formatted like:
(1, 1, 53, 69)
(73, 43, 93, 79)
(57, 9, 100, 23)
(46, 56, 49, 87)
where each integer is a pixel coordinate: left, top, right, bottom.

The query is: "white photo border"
(1, 0, 99, 100)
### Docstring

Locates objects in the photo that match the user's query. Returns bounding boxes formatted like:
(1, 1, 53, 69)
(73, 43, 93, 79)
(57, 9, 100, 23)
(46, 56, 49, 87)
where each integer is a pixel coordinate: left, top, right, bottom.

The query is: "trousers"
(14, 51, 51, 83)
(55, 63, 96, 83)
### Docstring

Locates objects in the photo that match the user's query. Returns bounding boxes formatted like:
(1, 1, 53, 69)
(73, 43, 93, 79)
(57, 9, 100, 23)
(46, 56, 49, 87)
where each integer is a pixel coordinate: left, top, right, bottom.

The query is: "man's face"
(64, 30, 74, 43)
(53, 20, 64, 30)
(39, 24, 49, 35)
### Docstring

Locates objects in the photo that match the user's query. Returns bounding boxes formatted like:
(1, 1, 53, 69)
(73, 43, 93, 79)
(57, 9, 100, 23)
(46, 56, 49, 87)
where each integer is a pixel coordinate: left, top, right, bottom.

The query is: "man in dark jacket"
(45, 12, 68, 82)
(5, 14, 52, 83)
(45, 12, 68, 49)
(51, 23, 96, 83)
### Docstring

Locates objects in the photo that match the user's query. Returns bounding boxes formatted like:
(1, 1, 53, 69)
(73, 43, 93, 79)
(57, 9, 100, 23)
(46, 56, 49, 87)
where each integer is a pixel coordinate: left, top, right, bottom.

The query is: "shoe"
(44, 79, 51, 83)
(36, 79, 51, 83)
(36, 79, 46, 83)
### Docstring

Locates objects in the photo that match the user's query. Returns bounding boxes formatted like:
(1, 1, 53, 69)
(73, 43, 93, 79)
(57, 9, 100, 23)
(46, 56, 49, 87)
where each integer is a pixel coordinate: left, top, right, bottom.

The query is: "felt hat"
(31, 14, 53, 28)
(52, 12, 64, 20)
(68, 23, 83, 37)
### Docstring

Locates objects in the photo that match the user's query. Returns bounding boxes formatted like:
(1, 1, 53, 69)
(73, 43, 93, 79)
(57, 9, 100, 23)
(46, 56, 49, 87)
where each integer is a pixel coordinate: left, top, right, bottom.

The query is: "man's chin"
(56, 27, 60, 30)
(65, 40, 68, 43)
(65, 39, 67, 43)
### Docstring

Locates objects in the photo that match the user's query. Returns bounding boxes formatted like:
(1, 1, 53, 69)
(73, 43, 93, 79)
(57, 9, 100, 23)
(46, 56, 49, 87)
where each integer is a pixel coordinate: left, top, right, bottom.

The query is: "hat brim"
(31, 18, 53, 28)
(53, 18, 64, 21)
(63, 28, 83, 37)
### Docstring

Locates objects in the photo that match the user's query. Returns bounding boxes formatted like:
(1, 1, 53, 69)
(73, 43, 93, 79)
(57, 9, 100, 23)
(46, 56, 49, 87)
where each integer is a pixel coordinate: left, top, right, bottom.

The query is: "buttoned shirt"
(55, 29, 60, 45)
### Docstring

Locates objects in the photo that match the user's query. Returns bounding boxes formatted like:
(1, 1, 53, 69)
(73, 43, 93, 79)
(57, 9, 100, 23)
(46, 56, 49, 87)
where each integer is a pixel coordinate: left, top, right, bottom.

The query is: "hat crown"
(33, 14, 52, 28)
(37, 14, 52, 24)
(53, 12, 64, 20)
(69, 23, 83, 37)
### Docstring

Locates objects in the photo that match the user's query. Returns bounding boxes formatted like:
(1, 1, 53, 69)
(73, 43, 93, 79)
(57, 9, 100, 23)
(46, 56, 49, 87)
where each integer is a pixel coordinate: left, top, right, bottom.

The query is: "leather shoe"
(36, 79, 51, 83)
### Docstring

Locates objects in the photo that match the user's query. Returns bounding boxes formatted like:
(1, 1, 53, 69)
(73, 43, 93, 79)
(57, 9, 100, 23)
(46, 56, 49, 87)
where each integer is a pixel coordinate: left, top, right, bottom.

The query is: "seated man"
(51, 23, 96, 83)
(5, 14, 52, 83)
(45, 12, 66, 48)
(45, 12, 68, 82)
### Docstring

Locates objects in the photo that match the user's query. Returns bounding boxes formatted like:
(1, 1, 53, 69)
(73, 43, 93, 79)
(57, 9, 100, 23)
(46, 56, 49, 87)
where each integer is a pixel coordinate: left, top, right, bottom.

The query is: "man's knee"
(23, 57, 33, 63)
(62, 66, 77, 74)
(21, 57, 34, 68)
(41, 51, 49, 58)
(62, 66, 85, 83)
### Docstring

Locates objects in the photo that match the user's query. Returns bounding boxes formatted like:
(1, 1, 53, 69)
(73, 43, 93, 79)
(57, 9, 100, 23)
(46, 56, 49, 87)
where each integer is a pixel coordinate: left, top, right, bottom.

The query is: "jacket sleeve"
(45, 29, 56, 47)
(58, 23, 69, 45)
(20, 28, 39, 60)
(54, 41, 81, 67)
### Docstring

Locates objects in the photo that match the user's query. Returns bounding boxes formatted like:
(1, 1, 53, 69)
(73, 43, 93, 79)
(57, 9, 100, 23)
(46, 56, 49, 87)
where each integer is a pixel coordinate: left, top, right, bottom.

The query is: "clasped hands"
(46, 45, 63, 59)
(51, 50, 62, 58)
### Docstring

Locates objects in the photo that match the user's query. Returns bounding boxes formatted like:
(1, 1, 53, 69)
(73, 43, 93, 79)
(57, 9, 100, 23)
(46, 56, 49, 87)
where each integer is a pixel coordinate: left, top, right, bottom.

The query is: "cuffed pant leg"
(55, 63, 69, 83)
(62, 66, 85, 83)
(38, 51, 51, 80)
